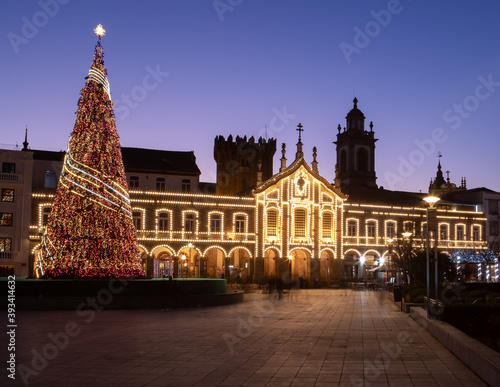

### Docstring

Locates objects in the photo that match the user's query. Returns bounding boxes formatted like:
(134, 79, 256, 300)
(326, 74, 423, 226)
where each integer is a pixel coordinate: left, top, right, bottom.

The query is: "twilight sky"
(2, 0, 500, 192)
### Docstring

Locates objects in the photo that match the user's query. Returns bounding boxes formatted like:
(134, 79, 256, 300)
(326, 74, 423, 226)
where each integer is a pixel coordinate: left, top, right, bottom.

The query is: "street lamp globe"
(424, 196, 440, 207)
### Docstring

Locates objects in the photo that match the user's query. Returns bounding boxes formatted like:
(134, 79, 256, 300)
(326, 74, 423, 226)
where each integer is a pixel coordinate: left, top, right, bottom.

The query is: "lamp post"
(424, 196, 440, 318)
(387, 238, 394, 284)
(188, 243, 193, 278)
(181, 254, 186, 278)
(379, 255, 386, 286)
(402, 232, 412, 285)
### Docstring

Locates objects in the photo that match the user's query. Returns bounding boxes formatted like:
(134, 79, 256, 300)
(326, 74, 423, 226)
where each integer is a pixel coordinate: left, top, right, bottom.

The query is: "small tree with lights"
(36, 26, 144, 278)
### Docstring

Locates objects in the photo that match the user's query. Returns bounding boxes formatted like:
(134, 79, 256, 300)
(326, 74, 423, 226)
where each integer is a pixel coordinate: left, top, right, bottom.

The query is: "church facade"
(23, 99, 493, 283)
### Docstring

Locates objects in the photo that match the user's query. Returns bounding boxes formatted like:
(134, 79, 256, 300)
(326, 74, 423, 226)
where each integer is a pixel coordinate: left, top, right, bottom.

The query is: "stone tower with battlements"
(214, 135, 276, 196)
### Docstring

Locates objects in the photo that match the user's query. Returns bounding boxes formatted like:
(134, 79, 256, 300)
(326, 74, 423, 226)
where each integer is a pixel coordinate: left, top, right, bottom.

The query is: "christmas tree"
(36, 25, 144, 278)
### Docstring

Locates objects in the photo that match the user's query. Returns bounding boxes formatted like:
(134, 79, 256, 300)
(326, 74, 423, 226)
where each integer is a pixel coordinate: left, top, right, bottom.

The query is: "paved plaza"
(5, 289, 486, 386)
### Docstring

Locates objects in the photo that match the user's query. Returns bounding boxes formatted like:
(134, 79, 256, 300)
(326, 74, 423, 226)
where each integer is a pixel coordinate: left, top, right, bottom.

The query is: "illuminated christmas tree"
(36, 25, 144, 278)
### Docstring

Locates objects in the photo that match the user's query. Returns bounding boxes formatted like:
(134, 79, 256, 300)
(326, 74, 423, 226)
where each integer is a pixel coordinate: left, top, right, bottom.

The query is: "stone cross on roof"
(296, 123, 303, 142)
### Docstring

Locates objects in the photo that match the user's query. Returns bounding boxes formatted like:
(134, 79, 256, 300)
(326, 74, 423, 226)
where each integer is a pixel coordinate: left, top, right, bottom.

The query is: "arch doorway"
(205, 247, 226, 278)
(229, 248, 251, 283)
(290, 249, 312, 286)
(264, 248, 280, 279)
(344, 250, 360, 280)
(320, 249, 334, 285)
(178, 245, 201, 278)
(150, 246, 175, 278)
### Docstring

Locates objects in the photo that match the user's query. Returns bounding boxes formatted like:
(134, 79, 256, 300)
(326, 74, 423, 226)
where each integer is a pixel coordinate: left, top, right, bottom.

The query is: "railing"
(0, 252, 12, 259)
(136, 230, 255, 242)
(0, 173, 19, 182)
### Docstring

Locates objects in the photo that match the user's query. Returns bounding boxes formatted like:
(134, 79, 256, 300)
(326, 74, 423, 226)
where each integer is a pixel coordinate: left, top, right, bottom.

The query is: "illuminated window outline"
(266, 208, 279, 237)
(385, 221, 396, 239)
(294, 207, 307, 238)
(132, 208, 145, 230)
(233, 213, 248, 234)
(346, 218, 358, 237)
(439, 223, 449, 240)
(209, 211, 223, 233)
(156, 209, 172, 232)
(472, 224, 481, 241)
(366, 219, 377, 238)
(456, 224, 465, 241)
(322, 211, 333, 239)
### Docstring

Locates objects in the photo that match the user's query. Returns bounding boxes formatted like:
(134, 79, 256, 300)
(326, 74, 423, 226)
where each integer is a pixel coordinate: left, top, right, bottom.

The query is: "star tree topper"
(94, 24, 106, 40)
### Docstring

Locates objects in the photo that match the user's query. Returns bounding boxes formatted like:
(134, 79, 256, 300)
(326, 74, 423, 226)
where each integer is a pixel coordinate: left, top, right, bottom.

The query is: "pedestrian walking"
(276, 277, 283, 299)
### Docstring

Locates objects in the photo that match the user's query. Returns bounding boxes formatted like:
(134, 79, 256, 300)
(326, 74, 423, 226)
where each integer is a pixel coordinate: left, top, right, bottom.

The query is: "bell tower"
(334, 98, 377, 192)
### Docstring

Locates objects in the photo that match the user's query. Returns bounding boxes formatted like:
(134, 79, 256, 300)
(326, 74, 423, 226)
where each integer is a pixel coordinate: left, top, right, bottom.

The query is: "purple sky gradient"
(2, 1, 500, 192)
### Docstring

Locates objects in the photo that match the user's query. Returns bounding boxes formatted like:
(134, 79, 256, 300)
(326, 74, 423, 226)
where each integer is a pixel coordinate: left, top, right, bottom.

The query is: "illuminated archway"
(344, 249, 361, 280)
(320, 248, 335, 284)
(177, 245, 201, 278)
(289, 248, 312, 285)
(204, 246, 226, 278)
(264, 247, 280, 279)
(150, 245, 175, 278)
(229, 247, 252, 283)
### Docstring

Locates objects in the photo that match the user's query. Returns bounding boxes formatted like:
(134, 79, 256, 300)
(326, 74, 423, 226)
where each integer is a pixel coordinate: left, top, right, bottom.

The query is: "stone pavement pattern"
(3, 289, 486, 386)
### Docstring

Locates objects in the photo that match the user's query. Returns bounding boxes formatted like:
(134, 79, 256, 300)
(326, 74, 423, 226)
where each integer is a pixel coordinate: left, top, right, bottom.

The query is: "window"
(404, 222, 413, 233)
(158, 212, 170, 231)
(129, 176, 139, 188)
(386, 222, 395, 239)
(322, 212, 333, 239)
(1, 189, 14, 202)
(235, 215, 245, 233)
(184, 213, 196, 233)
(456, 225, 464, 241)
(367, 221, 376, 238)
(132, 211, 142, 230)
(156, 177, 165, 191)
(294, 208, 307, 238)
(356, 148, 369, 172)
(472, 226, 480, 241)
(42, 207, 51, 226)
(2, 162, 15, 174)
(340, 149, 347, 173)
(0, 237, 11, 252)
(491, 221, 499, 237)
(181, 179, 191, 193)
(440, 224, 448, 240)
(0, 213, 13, 226)
(44, 171, 57, 188)
(347, 220, 356, 237)
(489, 200, 499, 215)
(267, 209, 278, 236)
(210, 213, 221, 233)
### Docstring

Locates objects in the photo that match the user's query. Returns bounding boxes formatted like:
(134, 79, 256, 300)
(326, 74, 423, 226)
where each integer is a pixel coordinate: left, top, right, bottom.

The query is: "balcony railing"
(0, 173, 19, 182)
(0, 252, 12, 259)
(136, 230, 255, 242)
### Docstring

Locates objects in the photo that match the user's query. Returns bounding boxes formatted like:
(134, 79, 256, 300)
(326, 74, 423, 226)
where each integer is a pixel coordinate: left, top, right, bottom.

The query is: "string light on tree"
(35, 25, 144, 278)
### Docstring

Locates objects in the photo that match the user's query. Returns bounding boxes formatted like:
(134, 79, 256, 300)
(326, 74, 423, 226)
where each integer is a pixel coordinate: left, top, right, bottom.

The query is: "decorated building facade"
(23, 98, 496, 283)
